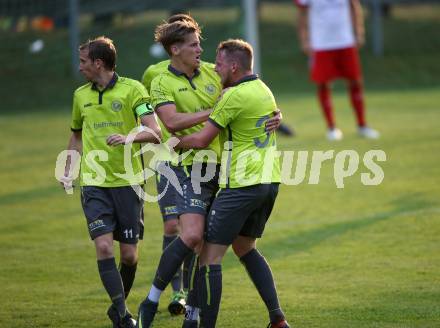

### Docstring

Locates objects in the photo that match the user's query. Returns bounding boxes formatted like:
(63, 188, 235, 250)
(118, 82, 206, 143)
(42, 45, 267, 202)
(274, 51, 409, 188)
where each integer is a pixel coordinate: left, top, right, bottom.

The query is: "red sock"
(317, 84, 334, 129)
(349, 81, 366, 127)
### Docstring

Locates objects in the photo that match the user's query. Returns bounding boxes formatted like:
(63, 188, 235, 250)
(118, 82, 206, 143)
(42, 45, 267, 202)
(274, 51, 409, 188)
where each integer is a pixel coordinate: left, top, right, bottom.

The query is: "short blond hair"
(154, 20, 201, 56)
(217, 39, 253, 71)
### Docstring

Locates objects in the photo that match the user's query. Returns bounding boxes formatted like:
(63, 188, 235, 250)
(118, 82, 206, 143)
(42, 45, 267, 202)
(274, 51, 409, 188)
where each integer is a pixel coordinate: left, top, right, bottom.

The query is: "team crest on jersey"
(205, 83, 217, 95)
(111, 100, 123, 112)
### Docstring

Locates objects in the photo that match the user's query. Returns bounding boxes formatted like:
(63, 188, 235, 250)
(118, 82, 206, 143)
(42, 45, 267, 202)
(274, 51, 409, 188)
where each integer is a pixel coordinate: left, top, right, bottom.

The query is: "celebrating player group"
(61, 12, 290, 328)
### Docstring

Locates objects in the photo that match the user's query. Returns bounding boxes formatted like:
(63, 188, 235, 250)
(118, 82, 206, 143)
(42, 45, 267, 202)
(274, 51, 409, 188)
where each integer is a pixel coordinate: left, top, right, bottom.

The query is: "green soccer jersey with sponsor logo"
(208, 75, 281, 188)
(71, 73, 153, 187)
(150, 62, 222, 166)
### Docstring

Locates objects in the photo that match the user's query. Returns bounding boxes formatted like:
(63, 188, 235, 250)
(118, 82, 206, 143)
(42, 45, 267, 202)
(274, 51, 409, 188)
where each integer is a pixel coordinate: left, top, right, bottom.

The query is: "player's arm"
(350, 0, 365, 47)
(156, 103, 212, 133)
(67, 130, 82, 152)
(106, 114, 162, 145)
(137, 113, 162, 143)
(60, 131, 82, 190)
(176, 121, 220, 149)
(296, 5, 311, 55)
(141, 67, 153, 93)
(107, 105, 162, 146)
(65, 131, 82, 173)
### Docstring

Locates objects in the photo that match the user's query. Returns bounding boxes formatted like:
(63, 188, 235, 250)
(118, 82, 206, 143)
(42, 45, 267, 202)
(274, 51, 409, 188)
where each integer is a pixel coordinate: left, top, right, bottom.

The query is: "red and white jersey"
(296, 0, 356, 51)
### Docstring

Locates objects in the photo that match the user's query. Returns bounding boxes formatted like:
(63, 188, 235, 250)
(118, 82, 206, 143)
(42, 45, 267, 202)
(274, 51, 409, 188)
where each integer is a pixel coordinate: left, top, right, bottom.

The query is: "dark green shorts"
(80, 185, 144, 244)
(174, 163, 220, 217)
(205, 183, 279, 245)
(155, 162, 178, 221)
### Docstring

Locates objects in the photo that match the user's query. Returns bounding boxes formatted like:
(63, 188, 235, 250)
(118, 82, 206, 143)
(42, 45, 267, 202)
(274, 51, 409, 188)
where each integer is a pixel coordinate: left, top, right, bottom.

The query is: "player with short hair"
(138, 17, 282, 328)
(141, 13, 204, 317)
(61, 36, 161, 328)
(296, 0, 379, 140)
(141, 13, 200, 92)
(137, 18, 223, 328)
(177, 39, 290, 328)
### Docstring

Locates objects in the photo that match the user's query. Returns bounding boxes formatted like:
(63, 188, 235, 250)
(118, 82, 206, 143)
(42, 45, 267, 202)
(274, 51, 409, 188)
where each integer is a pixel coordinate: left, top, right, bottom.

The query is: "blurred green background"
(1, 1, 440, 328)
(1, 1, 440, 113)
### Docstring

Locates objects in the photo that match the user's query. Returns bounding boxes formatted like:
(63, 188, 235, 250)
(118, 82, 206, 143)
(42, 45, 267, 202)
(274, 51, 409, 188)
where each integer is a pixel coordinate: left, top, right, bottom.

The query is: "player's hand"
(265, 110, 282, 133)
(59, 175, 74, 194)
(106, 134, 127, 146)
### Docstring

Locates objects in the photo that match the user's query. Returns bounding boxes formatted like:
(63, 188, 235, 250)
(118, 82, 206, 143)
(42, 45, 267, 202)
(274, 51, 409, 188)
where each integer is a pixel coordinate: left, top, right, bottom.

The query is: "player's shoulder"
(200, 61, 215, 70)
(216, 86, 241, 108)
(144, 59, 169, 75)
(150, 68, 176, 87)
(222, 77, 265, 102)
(148, 60, 170, 72)
(243, 78, 275, 102)
(117, 76, 139, 86)
(74, 82, 92, 95)
(117, 76, 147, 93)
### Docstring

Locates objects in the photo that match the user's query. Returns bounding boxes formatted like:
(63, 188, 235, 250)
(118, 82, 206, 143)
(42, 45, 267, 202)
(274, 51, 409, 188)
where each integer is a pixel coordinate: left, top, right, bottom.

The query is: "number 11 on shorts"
(123, 229, 133, 238)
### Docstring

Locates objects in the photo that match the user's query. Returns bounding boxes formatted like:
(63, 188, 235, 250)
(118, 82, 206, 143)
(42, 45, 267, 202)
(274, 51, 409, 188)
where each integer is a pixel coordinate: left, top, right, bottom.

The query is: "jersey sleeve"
(130, 81, 152, 118)
(70, 91, 83, 131)
(208, 90, 239, 129)
(141, 67, 153, 93)
(150, 74, 175, 110)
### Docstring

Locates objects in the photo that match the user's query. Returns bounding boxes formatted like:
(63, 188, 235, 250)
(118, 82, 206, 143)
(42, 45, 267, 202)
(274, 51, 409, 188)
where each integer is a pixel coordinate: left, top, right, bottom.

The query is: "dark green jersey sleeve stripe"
(208, 118, 224, 129)
(155, 101, 175, 111)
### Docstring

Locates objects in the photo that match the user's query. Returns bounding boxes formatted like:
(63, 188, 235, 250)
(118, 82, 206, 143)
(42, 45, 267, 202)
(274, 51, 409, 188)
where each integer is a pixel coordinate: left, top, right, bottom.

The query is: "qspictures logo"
(55, 126, 386, 202)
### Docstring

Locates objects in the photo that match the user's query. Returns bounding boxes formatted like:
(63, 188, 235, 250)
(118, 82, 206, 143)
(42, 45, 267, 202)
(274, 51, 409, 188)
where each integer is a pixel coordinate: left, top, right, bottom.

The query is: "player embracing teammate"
(137, 15, 288, 328)
(62, 13, 288, 328)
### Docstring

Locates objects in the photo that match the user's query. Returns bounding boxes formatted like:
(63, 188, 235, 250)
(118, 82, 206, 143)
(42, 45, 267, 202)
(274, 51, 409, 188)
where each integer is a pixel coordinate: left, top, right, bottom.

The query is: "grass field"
(1, 2, 440, 327)
(0, 86, 439, 327)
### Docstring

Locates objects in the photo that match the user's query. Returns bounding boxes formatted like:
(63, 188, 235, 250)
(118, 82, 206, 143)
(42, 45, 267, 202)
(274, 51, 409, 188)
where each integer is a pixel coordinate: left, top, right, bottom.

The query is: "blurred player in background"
(296, 0, 379, 140)
(61, 36, 161, 328)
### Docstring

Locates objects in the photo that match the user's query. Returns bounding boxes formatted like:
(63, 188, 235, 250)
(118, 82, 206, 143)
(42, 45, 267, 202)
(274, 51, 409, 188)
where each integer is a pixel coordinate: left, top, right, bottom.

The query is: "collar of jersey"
(91, 72, 119, 91)
(231, 74, 258, 87)
(168, 65, 200, 78)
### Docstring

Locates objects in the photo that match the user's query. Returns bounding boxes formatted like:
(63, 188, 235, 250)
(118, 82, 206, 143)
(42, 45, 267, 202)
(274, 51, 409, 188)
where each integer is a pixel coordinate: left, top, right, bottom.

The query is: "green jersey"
(71, 73, 153, 187)
(141, 60, 211, 94)
(141, 60, 172, 163)
(141, 60, 170, 93)
(208, 75, 281, 188)
(150, 62, 222, 166)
